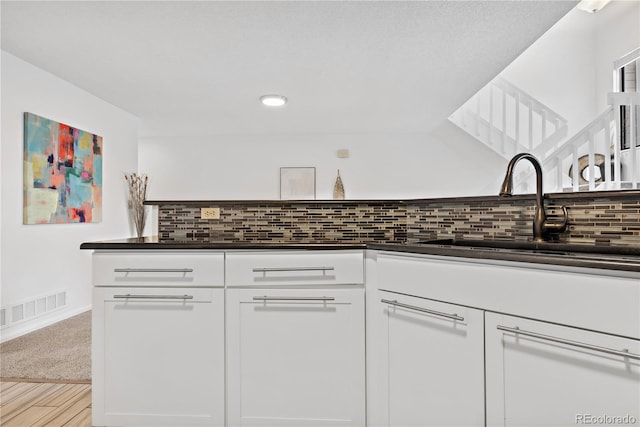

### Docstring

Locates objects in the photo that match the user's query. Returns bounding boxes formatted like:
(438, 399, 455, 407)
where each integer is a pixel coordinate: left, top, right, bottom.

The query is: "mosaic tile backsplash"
(157, 202, 407, 244)
(155, 193, 640, 248)
(406, 196, 640, 247)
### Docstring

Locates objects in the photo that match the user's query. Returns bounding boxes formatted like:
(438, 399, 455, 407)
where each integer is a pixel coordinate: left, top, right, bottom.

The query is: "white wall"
(140, 4, 640, 203)
(139, 121, 505, 201)
(1, 52, 139, 341)
(594, 1, 640, 110)
(500, 1, 639, 138)
(499, 7, 598, 137)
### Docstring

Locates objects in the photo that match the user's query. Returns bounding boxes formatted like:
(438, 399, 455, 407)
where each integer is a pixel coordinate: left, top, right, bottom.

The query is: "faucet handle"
(544, 205, 568, 233)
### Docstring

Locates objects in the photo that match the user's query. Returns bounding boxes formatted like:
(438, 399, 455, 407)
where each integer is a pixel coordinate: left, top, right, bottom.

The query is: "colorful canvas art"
(23, 112, 103, 224)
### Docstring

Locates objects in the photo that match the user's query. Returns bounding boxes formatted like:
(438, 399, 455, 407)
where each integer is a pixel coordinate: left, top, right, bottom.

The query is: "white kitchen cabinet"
(368, 250, 640, 427)
(225, 249, 365, 287)
(375, 290, 485, 427)
(226, 283, 365, 426)
(87, 247, 639, 427)
(486, 312, 640, 427)
(92, 252, 225, 427)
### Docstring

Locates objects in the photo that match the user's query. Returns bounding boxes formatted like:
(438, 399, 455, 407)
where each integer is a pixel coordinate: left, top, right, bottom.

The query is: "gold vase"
(333, 170, 345, 200)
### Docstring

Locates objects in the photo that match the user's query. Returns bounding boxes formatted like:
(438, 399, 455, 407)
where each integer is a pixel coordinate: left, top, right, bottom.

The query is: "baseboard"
(0, 377, 91, 384)
(0, 305, 91, 343)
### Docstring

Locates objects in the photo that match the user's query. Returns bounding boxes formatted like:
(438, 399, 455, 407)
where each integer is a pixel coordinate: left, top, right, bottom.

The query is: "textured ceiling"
(1, 1, 577, 137)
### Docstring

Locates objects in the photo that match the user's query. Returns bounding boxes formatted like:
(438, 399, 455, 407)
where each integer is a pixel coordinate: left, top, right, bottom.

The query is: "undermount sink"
(415, 238, 640, 258)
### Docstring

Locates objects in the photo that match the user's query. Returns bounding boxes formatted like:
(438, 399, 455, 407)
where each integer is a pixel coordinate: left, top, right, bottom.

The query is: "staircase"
(449, 77, 568, 161)
(449, 76, 640, 192)
(543, 92, 640, 192)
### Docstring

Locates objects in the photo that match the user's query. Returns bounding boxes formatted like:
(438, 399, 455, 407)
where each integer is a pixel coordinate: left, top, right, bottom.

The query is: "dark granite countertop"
(80, 237, 366, 251)
(366, 242, 640, 273)
(144, 189, 640, 206)
(80, 237, 640, 273)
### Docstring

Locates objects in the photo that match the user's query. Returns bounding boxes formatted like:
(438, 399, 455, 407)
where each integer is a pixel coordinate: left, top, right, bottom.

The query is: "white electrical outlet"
(201, 207, 220, 220)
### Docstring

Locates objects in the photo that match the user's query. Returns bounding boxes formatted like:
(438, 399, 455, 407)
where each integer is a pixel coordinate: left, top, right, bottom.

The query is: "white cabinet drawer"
(92, 251, 224, 287)
(226, 250, 364, 286)
(376, 251, 640, 338)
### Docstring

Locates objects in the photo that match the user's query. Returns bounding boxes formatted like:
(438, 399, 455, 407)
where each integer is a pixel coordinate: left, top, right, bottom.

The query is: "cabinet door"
(226, 288, 365, 426)
(92, 287, 225, 427)
(377, 291, 485, 427)
(486, 312, 640, 427)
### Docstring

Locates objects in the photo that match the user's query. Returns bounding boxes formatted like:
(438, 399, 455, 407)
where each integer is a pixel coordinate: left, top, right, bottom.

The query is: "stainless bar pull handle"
(252, 267, 335, 273)
(381, 299, 464, 322)
(253, 296, 335, 302)
(114, 294, 194, 300)
(497, 325, 640, 360)
(114, 268, 194, 273)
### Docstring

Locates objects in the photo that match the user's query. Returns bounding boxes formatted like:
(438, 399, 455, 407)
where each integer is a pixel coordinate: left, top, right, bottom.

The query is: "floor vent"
(0, 290, 67, 329)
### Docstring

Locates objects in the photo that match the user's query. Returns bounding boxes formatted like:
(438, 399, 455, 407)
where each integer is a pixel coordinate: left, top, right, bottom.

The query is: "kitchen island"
(83, 236, 639, 427)
(83, 189, 640, 427)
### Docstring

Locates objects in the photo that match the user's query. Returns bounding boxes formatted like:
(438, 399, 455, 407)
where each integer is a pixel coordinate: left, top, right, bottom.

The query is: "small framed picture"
(280, 167, 316, 200)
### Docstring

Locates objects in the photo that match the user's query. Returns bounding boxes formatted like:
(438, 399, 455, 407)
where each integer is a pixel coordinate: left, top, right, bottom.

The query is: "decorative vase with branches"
(124, 172, 149, 239)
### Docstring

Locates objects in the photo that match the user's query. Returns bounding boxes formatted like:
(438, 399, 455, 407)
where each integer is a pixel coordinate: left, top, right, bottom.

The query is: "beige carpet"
(0, 311, 91, 383)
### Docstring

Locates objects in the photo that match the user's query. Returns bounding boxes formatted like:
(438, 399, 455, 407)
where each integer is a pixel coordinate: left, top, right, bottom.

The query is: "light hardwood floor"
(0, 381, 91, 427)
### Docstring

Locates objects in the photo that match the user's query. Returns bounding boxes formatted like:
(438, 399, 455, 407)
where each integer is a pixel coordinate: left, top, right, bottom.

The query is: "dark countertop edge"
(366, 243, 640, 274)
(79, 239, 366, 251)
(144, 199, 408, 206)
(144, 190, 640, 206)
(80, 239, 640, 273)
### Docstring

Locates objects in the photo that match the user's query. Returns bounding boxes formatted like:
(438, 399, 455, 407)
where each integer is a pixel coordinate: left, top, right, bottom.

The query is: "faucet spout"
(499, 153, 568, 242)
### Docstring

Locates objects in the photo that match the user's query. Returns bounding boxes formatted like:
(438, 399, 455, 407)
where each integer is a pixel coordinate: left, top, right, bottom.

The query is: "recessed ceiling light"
(260, 94, 287, 107)
(576, 0, 612, 13)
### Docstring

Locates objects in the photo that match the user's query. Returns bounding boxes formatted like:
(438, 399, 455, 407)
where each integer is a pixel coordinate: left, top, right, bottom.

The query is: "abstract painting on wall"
(23, 112, 103, 224)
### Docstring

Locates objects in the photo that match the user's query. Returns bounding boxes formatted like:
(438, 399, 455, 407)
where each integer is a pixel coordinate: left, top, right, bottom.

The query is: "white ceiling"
(1, 1, 577, 137)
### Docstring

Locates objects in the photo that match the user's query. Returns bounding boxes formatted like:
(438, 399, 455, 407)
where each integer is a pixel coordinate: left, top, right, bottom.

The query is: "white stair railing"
(449, 77, 568, 159)
(541, 92, 640, 192)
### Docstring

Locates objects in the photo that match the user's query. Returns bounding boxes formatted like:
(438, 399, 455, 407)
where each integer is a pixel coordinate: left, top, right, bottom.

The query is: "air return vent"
(0, 290, 67, 329)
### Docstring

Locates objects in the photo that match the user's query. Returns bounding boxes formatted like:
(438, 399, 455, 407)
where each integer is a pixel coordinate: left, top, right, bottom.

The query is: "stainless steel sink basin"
(416, 238, 640, 258)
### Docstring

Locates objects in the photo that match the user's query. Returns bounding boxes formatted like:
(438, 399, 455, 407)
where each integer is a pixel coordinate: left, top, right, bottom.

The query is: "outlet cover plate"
(201, 207, 220, 220)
